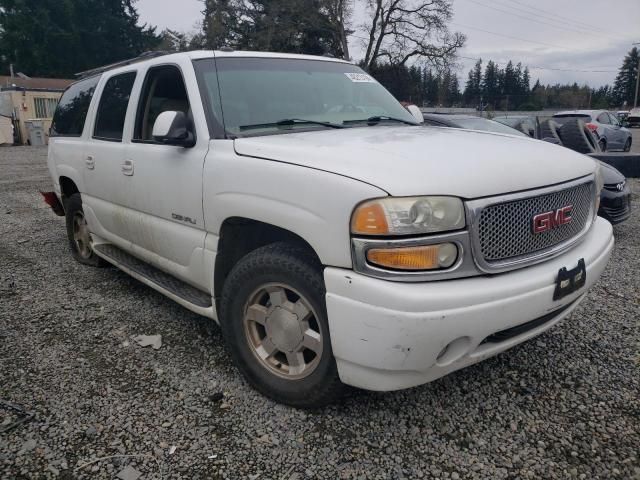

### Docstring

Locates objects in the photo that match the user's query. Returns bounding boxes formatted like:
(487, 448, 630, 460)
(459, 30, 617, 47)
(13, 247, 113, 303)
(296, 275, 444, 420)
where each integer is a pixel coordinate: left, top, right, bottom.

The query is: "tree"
(360, 0, 465, 70)
(463, 58, 482, 105)
(0, 0, 160, 78)
(612, 47, 639, 108)
(482, 60, 499, 107)
(202, 0, 348, 58)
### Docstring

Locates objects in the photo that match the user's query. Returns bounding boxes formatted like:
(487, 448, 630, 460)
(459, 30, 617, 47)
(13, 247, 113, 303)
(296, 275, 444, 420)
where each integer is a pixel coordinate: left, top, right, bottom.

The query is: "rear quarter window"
(50, 76, 100, 137)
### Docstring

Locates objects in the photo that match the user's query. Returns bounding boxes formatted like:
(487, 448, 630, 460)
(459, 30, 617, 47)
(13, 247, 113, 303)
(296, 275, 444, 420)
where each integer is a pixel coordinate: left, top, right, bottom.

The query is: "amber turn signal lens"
(351, 202, 389, 235)
(366, 244, 458, 271)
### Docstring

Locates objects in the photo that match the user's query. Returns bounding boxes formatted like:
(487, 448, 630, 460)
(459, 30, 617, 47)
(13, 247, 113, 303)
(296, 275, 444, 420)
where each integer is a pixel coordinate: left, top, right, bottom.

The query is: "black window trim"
(130, 62, 198, 146)
(91, 70, 138, 143)
(49, 74, 102, 138)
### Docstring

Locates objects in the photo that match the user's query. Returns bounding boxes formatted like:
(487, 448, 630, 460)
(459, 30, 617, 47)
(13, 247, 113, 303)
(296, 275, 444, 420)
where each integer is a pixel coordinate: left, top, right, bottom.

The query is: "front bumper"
(599, 185, 632, 224)
(324, 217, 614, 391)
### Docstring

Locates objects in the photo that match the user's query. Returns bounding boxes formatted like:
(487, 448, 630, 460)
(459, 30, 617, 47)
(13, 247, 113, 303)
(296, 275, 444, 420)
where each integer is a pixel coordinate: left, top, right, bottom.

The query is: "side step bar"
(93, 244, 214, 312)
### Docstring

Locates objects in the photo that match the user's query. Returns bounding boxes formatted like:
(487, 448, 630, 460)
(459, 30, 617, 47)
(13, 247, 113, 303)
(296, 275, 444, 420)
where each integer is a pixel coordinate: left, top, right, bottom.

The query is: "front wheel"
(623, 138, 632, 152)
(219, 243, 343, 408)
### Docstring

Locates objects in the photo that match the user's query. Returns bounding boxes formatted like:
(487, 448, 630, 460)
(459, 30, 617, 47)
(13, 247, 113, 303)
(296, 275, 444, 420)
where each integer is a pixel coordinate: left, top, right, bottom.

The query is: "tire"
(219, 242, 343, 408)
(65, 193, 107, 267)
(539, 119, 562, 145)
(557, 119, 597, 154)
(624, 138, 632, 152)
(598, 138, 607, 152)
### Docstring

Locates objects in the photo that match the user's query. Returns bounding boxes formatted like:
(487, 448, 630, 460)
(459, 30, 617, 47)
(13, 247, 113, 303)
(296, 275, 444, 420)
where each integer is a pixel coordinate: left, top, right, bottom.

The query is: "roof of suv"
(77, 50, 350, 79)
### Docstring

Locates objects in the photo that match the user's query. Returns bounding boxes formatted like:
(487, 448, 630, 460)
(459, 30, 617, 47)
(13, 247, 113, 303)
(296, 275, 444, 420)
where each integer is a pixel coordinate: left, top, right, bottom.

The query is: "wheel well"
(59, 176, 79, 201)
(214, 218, 321, 306)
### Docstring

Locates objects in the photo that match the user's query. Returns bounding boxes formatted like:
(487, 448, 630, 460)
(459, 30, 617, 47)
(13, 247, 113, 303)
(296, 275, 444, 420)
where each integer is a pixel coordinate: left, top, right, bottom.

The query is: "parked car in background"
(553, 110, 632, 152)
(421, 112, 631, 225)
(421, 113, 528, 137)
(493, 115, 537, 137)
(628, 108, 640, 128)
(597, 162, 632, 224)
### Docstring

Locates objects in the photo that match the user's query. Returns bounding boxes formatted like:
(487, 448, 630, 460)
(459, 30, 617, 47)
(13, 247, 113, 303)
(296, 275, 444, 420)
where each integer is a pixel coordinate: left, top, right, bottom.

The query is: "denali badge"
(532, 205, 573, 234)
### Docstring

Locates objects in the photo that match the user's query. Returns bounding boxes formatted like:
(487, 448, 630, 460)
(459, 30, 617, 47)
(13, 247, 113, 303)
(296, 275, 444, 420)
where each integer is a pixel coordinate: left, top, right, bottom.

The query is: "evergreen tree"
(612, 47, 639, 108)
(463, 59, 482, 106)
(482, 60, 499, 107)
(0, 0, 159, 77)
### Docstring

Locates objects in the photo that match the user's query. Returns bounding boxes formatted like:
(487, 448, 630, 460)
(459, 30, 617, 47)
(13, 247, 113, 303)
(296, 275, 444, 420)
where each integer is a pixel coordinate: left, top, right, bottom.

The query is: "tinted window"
(134, 66, 190, 141)
(553, 114, 591, 126)
(51, 76, 100, 137)
(94, 72, 137, 141)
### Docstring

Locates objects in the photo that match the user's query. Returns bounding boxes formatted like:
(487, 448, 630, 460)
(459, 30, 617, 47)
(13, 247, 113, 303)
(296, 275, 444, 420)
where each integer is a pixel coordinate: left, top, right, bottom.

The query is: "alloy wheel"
(243, 283, 323, 380)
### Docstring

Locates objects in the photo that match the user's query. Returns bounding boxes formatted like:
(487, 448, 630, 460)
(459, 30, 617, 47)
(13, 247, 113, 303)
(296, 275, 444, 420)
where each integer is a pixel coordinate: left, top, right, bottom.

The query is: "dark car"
(598, 162, 632, 224)
(422, 113, 632, 224)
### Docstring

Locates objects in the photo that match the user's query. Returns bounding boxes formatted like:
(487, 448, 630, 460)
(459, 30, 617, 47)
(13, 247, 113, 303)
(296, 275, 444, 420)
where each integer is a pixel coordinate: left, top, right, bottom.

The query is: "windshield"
(193, 57, 417, 137)
(453, 117, 527, 136)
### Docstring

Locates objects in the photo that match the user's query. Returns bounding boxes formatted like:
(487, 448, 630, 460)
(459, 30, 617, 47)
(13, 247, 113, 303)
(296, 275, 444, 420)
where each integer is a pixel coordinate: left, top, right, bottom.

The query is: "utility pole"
(634, 42, 640, 108)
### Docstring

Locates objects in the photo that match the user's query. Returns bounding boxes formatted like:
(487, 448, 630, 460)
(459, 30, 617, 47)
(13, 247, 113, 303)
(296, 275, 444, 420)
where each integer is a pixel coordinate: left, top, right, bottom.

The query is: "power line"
(460, 0, 619, 41)
(451, 22, 570, 49)
(504, 0, 630, 39)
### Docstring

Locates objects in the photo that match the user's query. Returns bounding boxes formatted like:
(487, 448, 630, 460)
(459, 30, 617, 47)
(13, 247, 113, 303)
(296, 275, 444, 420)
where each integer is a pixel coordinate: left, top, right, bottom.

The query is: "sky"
(136, 0, 640, 87)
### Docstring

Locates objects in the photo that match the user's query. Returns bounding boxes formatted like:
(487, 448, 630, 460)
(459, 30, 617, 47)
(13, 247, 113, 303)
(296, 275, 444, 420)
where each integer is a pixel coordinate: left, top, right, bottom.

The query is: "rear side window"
(597, 113, 610, 124)
(94, 72, 137, 141)
(50, 76, 100, 137)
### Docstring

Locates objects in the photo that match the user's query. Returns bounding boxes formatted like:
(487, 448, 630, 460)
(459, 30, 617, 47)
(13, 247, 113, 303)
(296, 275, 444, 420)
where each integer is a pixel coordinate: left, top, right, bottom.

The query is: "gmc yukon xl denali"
(45, 51, 614, 407)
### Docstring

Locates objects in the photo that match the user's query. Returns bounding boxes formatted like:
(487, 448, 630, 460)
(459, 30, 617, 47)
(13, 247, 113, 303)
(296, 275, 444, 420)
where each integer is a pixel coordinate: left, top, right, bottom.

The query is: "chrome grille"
(477, 181, 594, 262)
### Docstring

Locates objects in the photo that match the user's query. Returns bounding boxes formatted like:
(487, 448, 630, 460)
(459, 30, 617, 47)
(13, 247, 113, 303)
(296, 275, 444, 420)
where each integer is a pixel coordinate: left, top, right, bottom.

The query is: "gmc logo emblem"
(532, 205, 573, 234)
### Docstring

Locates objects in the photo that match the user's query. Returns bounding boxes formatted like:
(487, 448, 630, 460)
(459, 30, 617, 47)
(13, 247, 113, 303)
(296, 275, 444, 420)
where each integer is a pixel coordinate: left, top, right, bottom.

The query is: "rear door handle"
(121, 160, 134, 176)
(85, 155, 95, 170)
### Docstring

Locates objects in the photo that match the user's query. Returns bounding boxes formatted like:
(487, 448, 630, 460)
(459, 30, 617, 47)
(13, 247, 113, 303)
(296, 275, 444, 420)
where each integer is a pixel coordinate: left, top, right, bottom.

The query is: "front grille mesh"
(478, 182, 593, 262)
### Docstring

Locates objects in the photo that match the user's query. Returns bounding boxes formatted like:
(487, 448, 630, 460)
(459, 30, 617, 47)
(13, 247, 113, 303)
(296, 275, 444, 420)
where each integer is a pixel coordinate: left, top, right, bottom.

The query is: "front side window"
(194, 57, 417, 137)
(93, 72, 137, 141)
(51, 76, 100, 137)
(134, 65, 191, 142)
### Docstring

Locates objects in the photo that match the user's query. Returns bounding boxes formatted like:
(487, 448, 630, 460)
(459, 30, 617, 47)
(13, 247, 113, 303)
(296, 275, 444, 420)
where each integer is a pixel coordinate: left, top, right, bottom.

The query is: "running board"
(93, 244, 213, 310)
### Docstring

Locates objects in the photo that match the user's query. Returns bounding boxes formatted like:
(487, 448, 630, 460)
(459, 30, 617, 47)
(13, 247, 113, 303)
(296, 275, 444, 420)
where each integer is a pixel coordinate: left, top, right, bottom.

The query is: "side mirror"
(152, 111, 196, 147)
(406, 105, 424, 124)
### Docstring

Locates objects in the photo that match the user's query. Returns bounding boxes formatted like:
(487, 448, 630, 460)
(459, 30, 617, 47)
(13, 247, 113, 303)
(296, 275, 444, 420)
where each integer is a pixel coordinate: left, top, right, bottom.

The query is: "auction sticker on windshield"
(344, 72, 376, 83)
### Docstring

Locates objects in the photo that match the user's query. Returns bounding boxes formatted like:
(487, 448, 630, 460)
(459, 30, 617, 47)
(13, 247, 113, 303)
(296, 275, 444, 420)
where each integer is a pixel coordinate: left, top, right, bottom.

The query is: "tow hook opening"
(436, 336, 472, 366)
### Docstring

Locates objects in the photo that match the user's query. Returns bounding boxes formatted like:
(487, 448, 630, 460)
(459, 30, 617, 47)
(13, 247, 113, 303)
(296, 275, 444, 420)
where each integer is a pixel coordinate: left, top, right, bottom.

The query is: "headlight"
(351, 196, 465, 236)
(594, 162, 604, 214)
(594, 162, 604, 194)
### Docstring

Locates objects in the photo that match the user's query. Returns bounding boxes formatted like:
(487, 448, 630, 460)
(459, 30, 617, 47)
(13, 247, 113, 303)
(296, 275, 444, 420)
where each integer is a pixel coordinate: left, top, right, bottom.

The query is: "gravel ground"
(1, 146, 638, 480)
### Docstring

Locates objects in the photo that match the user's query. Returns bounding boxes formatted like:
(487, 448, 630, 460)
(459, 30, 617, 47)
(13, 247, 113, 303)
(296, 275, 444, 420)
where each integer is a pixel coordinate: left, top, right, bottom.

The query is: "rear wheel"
(65, 193, 106, 267)
(623, 138, 632, 152)
(219, 242, 343, 408)
(557, 119, 598, 154)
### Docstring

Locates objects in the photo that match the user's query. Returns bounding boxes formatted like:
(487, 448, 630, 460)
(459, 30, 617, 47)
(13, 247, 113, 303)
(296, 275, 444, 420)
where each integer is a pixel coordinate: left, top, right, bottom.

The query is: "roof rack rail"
(75, 51, 171, 79)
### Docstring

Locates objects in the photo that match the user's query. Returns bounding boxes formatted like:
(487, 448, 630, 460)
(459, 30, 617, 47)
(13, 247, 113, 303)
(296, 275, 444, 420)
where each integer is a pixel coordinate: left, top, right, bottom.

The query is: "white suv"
(45, 51, 614, 407)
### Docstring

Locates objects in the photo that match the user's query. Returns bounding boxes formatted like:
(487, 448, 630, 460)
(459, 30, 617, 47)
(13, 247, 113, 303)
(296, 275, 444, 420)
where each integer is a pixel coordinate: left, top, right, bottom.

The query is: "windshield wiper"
(343, 116, 418, 126)
(239, 118, 344, 131)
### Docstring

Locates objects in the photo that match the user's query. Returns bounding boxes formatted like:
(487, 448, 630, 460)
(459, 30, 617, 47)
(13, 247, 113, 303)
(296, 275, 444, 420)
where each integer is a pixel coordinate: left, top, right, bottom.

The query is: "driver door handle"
(121, 160, 134, 176)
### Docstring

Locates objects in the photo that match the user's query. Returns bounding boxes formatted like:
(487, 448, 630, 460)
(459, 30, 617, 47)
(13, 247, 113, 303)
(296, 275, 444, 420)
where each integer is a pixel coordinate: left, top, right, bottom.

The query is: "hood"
(234, 126, 597, 198)
(598, 161, 625, 184)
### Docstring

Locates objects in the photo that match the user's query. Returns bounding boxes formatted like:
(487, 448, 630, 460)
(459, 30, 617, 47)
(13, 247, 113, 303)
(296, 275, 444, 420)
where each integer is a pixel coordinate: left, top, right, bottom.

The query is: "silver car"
(553, 110, 632, 152)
